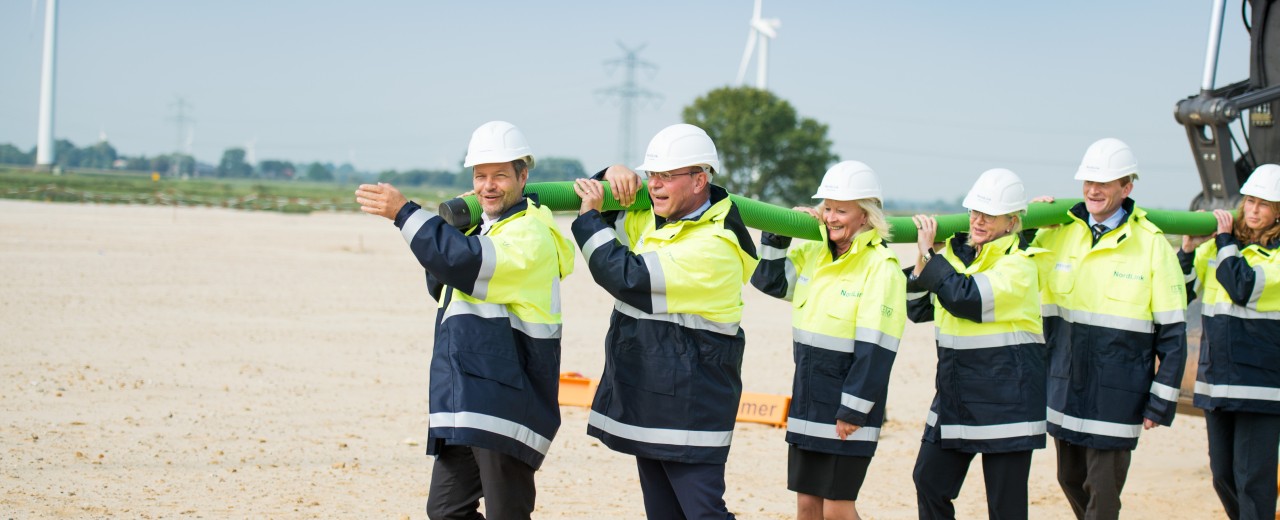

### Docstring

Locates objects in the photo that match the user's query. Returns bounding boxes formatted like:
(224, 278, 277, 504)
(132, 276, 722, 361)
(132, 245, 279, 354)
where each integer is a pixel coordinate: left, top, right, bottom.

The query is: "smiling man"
(355, 121, 575, 520)
(1029, 138, 1188, 520)
(570, 123, 758, 520)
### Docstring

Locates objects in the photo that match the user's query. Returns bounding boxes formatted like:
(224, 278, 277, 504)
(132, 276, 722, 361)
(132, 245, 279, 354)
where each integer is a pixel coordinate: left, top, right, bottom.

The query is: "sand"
(0, 199, 1224, 518)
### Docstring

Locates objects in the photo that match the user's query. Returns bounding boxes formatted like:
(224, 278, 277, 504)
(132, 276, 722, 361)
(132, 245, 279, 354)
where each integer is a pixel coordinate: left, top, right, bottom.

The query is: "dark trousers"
(635, 456, 736, 520)
(426, 444, 536, 520)
(1054, 438, 1130, 520)
(913, 440, 1033, 520)
(1206, 409, 1280, 520)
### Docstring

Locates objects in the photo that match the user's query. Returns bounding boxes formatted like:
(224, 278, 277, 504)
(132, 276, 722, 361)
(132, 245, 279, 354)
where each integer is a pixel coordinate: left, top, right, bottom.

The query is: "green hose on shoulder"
(438, 183, 1221, 243)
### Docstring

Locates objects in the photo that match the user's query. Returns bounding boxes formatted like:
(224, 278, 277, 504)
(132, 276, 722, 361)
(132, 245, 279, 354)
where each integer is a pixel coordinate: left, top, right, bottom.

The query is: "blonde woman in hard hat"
(1180, 164, 1280, 520)
(749, 161, 906, 520)
(907, 168, 1049, 520)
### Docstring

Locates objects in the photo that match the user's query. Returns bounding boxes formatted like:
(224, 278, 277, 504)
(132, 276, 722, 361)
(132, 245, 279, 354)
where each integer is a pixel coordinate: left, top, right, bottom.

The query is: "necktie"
(1091, 223, 1108, 242)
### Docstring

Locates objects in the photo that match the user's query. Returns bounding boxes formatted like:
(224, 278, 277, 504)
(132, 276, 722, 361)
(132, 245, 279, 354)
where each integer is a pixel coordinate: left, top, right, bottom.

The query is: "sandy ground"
(0, 199, 1226, 519)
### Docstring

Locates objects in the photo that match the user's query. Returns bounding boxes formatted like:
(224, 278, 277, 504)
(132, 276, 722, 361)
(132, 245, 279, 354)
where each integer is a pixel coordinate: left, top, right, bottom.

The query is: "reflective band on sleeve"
(906, 290, 928, 301)
(470, 235, 497, 300)
(1046, 407, 1142, 438)
(786, 417, 880, 442)
(759, 243, 788, 261)
(613, 211, 631, 247)
(400, 208, 435, 244)
(429, 411, 551, 454)
(1196, 381, 1280, 402)
(841, 392, 874, 414)
(783, 260, 798, 301)
(973, 272, 996, 323)
(1250, 267, 1266, 307)
(1184, 271, 1196, 284)
(588, 410, 732, 447)
(1202, 302, 1280, 320)
(581, 227, 619, 262)
(1152, 309, 1186, 325)
(1150, 381, 1180, 401)
(1217, 244, 1240, 263)
(855, 326, 901, 353)
(640, 251, 668, 314)
(614, 300, 740, 335)
(1041, 304, 1156, 333)
(935, 330, 1044, 350)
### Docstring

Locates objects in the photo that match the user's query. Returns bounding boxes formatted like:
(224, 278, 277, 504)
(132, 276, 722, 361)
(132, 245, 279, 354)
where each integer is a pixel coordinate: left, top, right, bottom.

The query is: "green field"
(0, 167, 456, 215)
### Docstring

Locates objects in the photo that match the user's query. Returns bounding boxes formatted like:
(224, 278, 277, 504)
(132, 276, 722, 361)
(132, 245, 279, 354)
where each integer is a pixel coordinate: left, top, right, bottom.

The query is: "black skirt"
(787, 444, 872, 501)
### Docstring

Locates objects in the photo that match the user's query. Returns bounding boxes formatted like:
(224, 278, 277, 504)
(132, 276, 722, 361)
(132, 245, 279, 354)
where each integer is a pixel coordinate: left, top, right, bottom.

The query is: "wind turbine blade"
(757, 36, 768, 89)
(736, 30, 757, 85)
(753, 0, 762, 20)
(751, 18, 778, 39)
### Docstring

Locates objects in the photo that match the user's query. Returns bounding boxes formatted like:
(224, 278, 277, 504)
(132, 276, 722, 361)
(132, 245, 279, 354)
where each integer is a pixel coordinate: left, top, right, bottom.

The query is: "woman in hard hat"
(907, 168, 1048, 520)
(750, 161, 906, 520)
(1180, 164, 1280, 520)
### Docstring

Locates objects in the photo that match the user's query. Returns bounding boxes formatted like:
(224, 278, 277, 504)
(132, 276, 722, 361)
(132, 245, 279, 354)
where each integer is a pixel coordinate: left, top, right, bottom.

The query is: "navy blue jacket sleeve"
(570, 209, 656, 313)
(749, 232, 793, 299)
(914, 254, 984, 322)
(394, 201, 484, 295)
(1214, 234, 1260, 306)
(1177, 247, 1197, 303)
(905, 266, 935, 323)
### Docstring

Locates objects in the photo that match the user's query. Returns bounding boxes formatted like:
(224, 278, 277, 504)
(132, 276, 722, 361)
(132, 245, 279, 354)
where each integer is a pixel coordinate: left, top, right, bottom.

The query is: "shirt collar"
(1088, 207, 1127, 231)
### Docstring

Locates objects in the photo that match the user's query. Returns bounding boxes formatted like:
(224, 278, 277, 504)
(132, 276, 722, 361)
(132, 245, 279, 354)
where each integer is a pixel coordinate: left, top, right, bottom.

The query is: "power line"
(167, 96, 194, 155)
(598, 42, 661, 165)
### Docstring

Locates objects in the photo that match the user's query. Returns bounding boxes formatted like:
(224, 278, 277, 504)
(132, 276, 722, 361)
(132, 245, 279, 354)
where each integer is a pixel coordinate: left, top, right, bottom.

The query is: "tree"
(259, 160, 295, 180)
(682, 86, 838, 204)
(0, 144, 33, 166)
(305, 162, 333, 182)
(216, 147, 254, 178)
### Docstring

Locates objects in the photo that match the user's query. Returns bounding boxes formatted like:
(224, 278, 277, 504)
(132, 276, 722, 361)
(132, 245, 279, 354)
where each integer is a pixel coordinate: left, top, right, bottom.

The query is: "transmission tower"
(598, 42, 661, 165)
(167, 97, 194, 176)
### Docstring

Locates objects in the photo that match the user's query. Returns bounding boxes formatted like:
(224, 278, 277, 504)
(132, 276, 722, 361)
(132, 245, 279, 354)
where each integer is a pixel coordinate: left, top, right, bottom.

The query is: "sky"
(0, 1, 1257, 209)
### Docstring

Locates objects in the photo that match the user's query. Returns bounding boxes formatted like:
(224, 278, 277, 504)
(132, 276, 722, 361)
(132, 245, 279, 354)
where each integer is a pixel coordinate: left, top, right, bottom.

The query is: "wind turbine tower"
(735, 0, 781, 90)
(599, 42, 661, 165)
(35, 0, 59, 166)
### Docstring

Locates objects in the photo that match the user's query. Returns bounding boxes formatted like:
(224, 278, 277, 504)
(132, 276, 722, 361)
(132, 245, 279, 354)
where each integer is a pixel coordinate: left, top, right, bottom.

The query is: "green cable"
(438, 184, 1222, 242)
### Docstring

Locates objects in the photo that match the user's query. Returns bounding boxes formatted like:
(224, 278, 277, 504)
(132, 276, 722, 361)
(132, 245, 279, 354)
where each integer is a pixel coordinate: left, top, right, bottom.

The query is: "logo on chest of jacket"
(1112, 271, 1145, 281)
(839, 289, 862, 298)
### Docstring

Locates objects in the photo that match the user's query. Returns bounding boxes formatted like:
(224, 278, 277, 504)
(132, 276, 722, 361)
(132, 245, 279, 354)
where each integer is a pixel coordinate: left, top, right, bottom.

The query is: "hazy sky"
(0, 1, 1256, 208)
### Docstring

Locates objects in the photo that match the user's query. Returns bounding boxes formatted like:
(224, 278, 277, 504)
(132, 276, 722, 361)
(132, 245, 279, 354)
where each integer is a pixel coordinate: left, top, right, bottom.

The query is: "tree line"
(2, 87, 854, 207)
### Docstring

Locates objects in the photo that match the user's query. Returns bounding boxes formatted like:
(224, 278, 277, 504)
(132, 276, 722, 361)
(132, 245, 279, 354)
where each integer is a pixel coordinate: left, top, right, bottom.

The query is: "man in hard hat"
(908, 168, 1049, 520)
(570, 123, 758, 520)
(354, 121, 576, 520)
(1030, 138, 1187, 520)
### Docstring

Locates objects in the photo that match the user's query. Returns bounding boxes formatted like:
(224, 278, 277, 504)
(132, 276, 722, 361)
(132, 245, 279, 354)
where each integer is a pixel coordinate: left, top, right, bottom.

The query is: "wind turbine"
(735, 0, 780, 90)
(34, 0, 59, 166)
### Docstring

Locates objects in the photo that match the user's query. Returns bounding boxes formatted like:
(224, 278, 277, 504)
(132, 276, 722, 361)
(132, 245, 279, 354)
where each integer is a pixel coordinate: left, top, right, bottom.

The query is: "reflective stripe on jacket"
(1032, 199, 1187, 450)
(907, 232, 1049, 454)
(1183, 233, 1280, 414)
(572, 184, 758, 464)
(395, 196, 575, 469)
(751, 226, 906, 457)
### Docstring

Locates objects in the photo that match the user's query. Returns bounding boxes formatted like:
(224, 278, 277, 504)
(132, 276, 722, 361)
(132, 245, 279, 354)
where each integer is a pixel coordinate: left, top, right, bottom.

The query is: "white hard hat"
(812, 160, 882, 201)
(1075, 137, 1138, 183)
(963, 168, 1027, 215)
(1241, 164, 1280, 202)
(635, 123, 721, 174)
(463, 121, 535, 170)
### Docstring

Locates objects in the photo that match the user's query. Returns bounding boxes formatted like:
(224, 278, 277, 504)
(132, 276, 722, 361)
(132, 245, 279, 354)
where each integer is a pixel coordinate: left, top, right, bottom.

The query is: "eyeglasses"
(967, 210, 1009, 223)
(646, 167, 704, 182)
